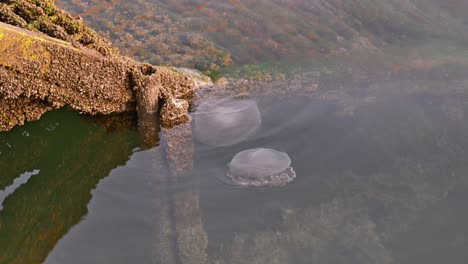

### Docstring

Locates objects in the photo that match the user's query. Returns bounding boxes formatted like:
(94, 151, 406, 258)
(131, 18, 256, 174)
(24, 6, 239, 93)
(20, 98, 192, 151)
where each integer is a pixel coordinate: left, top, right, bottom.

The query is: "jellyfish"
(227, 148, 296, 188)
(193, 97, 261, 146)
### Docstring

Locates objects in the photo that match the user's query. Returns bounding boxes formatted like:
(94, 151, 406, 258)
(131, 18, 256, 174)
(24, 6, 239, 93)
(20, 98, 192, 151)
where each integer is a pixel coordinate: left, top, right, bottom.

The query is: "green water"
(2, 0, 468, 263)
(0, 110, 141, 263)
(3, 93, 468, 263)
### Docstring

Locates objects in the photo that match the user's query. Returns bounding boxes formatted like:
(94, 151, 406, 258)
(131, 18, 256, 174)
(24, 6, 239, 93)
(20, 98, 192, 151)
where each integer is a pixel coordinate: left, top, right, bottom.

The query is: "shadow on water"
(0, 109, 142, 264)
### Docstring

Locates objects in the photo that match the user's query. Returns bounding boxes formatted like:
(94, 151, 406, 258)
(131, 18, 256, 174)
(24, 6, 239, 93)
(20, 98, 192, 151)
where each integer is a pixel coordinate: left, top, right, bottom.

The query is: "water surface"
(2, 0, 468, 263)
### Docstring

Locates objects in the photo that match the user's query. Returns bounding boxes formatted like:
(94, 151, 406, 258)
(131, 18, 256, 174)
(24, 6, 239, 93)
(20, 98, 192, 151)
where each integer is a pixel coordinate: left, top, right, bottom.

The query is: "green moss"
(212, 58, 332, 81)
(27, 16, 45, 31)
(204, 69, 223, 82)
(30, 0, 41, 6)
(44, 5, 54, 16)
(1, 0, 118, 56)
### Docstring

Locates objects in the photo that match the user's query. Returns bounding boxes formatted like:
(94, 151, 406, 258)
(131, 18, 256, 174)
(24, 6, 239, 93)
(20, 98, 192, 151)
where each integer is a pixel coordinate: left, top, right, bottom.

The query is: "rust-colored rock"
(0, 21, 196, 132)
(0, 0, 117, 56)
(160, 98, 190, 128)
(0, 96, 52, 130)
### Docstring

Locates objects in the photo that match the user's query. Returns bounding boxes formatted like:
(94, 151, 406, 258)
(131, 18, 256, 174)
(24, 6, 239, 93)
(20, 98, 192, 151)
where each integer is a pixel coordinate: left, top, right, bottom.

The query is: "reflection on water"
(0, 170, 39, 211)
(2, 88, 468, 263)
(1, 0, 468, 263)
(0, 109, 140, 264)
(44, 148, 170, 264)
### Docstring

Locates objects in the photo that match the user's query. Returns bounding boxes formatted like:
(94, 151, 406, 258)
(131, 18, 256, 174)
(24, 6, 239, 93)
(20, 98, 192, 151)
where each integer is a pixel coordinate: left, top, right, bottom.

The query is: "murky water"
(3, 91, 468, 263)
(2, 0, 468, 263)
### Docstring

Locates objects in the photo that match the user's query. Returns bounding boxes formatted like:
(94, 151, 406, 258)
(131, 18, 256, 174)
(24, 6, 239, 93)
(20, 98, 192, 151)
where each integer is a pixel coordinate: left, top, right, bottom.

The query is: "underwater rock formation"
(162, 120, 194, 176)
(193, 97, 261, 147)
(227, 148, 296, 188)
(56, 0, 467, 69)
(212, 199, 393, 264)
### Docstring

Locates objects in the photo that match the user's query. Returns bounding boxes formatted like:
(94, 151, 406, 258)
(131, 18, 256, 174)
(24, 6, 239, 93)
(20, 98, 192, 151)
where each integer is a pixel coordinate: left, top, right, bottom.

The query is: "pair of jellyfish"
(194, 96, 296, 188)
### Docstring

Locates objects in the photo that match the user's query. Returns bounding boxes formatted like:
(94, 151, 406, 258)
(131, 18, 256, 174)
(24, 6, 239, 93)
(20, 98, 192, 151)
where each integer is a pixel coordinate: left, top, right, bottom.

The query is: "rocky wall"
(0, 21, 195, 132)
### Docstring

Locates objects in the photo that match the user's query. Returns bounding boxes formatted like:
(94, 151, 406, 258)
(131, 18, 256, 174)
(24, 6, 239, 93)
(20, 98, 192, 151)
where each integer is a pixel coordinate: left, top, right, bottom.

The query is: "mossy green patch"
(44, 5, 54, 16)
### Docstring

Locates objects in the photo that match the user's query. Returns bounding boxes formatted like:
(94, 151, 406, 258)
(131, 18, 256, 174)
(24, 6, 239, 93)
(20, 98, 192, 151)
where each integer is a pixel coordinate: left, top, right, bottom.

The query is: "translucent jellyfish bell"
(227, 148, 296, 188)
(194, 97, 261, 147)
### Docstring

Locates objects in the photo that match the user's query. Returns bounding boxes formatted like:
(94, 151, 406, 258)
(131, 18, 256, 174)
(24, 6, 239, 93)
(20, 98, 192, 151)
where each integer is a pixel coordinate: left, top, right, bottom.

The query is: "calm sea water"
(2, 1, 468, 263)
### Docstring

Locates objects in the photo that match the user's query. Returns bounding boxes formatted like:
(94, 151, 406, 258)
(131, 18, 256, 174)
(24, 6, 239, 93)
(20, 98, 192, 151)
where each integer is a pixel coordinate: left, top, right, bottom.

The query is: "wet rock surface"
(0, 0, 117, 56)
(0, 21, 195, 132)
(0, 0, 200, 132)
(161, 98, 190, 128)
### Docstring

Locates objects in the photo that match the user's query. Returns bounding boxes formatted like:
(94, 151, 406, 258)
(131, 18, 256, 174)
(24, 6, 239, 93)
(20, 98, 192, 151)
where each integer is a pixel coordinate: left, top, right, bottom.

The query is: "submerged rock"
(227, 148, 296, 188)
(194, 97, 261, 146)
(161, 98, 190, 128)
